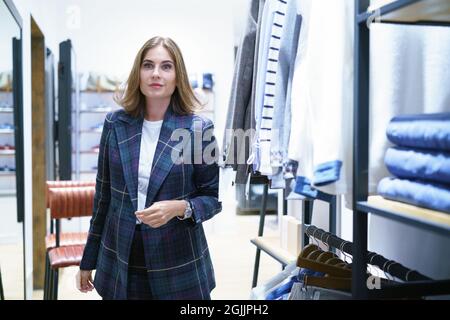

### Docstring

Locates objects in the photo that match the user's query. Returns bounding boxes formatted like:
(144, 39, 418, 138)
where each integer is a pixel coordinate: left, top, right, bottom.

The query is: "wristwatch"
(178, 200, 193, 220)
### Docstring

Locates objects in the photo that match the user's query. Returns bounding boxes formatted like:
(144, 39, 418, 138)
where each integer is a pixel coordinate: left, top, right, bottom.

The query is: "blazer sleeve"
(80, 113, 113, 270)
(189, 118, 222, 224)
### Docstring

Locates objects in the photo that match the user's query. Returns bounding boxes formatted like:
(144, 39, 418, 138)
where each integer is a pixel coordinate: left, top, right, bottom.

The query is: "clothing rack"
(251, 173, 337, 288)
(304, 224, 429, 282)
(353, 0, 450, 299)
(305, 224, 450, 298)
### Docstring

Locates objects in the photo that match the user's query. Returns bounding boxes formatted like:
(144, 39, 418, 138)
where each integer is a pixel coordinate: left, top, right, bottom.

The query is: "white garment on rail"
(288, 0, 354, 195)
(251, 0, 280, 173)
(137, 119, 163, 222)
(259, 0, 288, 176)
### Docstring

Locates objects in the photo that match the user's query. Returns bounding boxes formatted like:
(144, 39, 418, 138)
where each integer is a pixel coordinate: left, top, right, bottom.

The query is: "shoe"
(0, 123, 14, 130)
(3, 144, 14, 150)
(91, 123, 103, 131)
(90, 104, 111, 112)
(0, 71, 12, 91)
(84, 72, 123, 92)
(91, 145, 100, 153)
(202, 73, 214, 90)
(0, 102, 13, 111)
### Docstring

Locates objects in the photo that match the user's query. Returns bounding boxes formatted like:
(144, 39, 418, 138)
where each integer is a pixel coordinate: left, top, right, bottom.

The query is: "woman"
(76, 36, 221, 300)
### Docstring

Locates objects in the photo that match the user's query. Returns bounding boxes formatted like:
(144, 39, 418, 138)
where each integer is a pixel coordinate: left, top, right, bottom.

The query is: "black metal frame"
(306, 225, 450, 298)
(0, 266, 4, 300)
(353, 0, 450, 299)
(58, 40, 73, 180)
(251, 178, 337, 288)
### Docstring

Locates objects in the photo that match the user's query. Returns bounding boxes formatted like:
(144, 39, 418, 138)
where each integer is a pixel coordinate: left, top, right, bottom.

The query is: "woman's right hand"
(76, 269, 94, 293)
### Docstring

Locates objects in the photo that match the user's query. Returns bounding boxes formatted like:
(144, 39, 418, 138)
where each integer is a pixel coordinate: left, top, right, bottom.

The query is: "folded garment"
(386, 113, 450, 152)
(378, 177, 450, 213)
(385, 147, 450, 185)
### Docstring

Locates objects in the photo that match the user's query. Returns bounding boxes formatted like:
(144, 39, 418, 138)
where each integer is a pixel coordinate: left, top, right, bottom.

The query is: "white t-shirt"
(137, 119, 163, 222)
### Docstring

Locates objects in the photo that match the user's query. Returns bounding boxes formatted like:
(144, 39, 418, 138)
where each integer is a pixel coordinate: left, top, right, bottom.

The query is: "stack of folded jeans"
(377, 113, 450, 213)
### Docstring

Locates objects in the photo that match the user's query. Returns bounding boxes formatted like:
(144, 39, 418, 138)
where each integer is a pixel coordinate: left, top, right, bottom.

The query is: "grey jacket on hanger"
(222, 0, 264, 184)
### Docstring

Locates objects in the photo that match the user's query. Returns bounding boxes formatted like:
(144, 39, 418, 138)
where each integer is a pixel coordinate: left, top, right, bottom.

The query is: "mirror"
(0, 0, 24, 300)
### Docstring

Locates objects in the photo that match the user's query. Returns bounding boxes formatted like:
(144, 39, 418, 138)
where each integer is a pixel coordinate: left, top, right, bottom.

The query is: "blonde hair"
(114, 36, 201, 117)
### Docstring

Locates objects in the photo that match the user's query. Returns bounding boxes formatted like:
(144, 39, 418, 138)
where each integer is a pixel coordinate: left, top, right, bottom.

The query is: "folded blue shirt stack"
(378, 113, 450, 213)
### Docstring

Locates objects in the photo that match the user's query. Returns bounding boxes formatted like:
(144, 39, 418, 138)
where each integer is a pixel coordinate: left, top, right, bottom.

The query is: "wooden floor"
(1, 192, 282, 300)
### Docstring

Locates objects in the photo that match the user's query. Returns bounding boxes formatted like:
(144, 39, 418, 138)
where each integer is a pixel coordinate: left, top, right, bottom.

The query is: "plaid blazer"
(80, 106, 222, 300)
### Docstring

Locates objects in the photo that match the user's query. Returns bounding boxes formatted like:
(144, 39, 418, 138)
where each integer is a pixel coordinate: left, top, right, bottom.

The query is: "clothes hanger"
(300, 244, 320, 258)
(324, 257, 344, 266)
(320, 231, 331, 252)
(311, 227, 321, 246)
(305, 228, 330, 260)
(297, 254, 351, 278)
(299, 226, 321, 258)
(368, 253, 383, 279)
(338, 241, 352, 264)
(335, 262, 349, 269)
(317, 251, 338, 264)
(306, 249, 324, 261)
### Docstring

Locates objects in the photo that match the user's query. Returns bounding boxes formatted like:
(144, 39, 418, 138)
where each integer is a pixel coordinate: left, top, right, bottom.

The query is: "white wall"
(14, 0, 251, 147)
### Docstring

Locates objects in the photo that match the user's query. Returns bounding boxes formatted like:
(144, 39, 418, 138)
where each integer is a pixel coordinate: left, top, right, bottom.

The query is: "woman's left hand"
(135, 200, 185, 228)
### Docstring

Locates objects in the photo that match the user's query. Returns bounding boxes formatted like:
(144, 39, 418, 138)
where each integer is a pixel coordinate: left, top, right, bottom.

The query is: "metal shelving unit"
(250, 175, 338, 288)
(353, 0, 450, 299)
(77, 89, 118, 181)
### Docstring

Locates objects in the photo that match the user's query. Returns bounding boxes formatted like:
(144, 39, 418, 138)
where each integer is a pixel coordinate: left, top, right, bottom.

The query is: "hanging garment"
(250, 261, 298, 300)
(385, 147, 450, 186)
(378, 177, 450, 214)
(288, 0, 354, 196)
(222, 0, 261, 183)
(288, 282, 351, 300)
(265, 275, 299, 300)
(386, 113, 450, 152)
(258, 0, 302, 177)
(251, 0, 281, 174)
(266, 12, 303, 188)
(369, 24, 450, 192)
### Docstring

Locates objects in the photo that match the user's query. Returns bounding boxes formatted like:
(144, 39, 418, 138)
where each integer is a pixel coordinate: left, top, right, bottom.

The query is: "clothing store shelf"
(0, 189, 15, 196)
(353, 0, 450, 299)
(80, 90, 115, 94)
(0, 172, 15, 176)
(0, 150, 15, 155)
(250, 236, 296, 266)
(0, 129, 14, 134)
(357, 0, 450, 24)
(79, 130, 102, 134)
(357, 196, 450, 236)
(0, 109, 13, 113)
(80, 109, 111, 113)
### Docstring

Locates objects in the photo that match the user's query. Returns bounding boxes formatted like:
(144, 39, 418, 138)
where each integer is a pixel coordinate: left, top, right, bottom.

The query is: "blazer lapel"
(115, 111, 143, 211)
(145, 106, 192, 208)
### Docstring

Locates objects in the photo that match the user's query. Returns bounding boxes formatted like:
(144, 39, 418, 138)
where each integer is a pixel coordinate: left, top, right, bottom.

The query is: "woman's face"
(140, 45, 176, 101)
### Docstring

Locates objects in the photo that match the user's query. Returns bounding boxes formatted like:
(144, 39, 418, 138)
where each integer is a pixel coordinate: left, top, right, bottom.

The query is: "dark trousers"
(127, 224, 153, 300)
